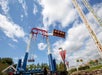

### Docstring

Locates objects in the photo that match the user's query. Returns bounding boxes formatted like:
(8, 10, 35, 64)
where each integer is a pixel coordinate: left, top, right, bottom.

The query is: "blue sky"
(0, 0, 102, 67)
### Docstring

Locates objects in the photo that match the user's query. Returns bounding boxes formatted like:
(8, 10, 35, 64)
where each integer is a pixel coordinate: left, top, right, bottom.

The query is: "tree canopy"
(0, 57, 13, 65)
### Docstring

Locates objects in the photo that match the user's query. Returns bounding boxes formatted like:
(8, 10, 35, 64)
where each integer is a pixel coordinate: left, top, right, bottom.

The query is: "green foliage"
(88, 60, 95, 65)
(94, 59, 98, 65)
(41, 63, 49, 69)
(76, 59, 83, 63)
(0, 57, 1, 62)
(36, 63, 40, 68)
(27, 64, 36, 70)
(76, 59, 79, 62)
(0, 62, 9, 75)
(1, 58, 13, 65)
(0, 57, 14, 74)
(57, 62, 65, 71)
(87, 64, 102, 71)
(80, 59, 83, 62)
(88, 59, 99, 66)
(27, 63, 49, 70)
(68, 68, 77, 74)
(78, 65, 90, 70)
(29, 64, 34, 70)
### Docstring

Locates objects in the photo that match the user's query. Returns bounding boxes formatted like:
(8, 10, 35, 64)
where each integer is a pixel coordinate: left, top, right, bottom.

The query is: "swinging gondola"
(28, 33, 37, 63)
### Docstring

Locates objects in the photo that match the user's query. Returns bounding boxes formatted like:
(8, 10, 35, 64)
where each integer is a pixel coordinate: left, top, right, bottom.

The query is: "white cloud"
(86, 3, 102, 42)
(33, 54, 37, 59)
(28, 54, 37, 59)
(52, 23, 89, 61)
(0, 14, 25, 42)
(0, 0, 9, 15)
(38, 0, 102, 67)
(84, 2, 102, 33)
(20, 14, 24, 21)
(8, 43, 15, 48)
(38, 42, 47, 50)
(33, 4, 38, 15)
(93, 3, 102, 18)
(52, 14, 102, 67)
(13, 57, 19, 60)
(13, 57, 19, 63)
(52, 23, 89, 51)
(18, 0, 28, 16)
(39, 0, 78, 29)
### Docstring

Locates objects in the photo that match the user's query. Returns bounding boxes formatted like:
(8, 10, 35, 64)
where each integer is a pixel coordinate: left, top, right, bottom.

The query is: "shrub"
(78, 65, 90, 70)
(69, 68, 77, 74)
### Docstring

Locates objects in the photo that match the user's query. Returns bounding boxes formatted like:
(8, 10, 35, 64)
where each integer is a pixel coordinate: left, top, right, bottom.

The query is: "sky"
(0, 0, 102, 67)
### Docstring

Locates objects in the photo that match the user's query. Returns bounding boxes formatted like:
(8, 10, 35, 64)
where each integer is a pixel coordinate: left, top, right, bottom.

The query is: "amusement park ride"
(15, 0, 102, 75)
(15, 28, 65, 75)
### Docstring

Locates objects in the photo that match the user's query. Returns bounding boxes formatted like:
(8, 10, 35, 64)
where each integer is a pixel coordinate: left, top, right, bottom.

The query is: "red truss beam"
(31, 28, 48, 38)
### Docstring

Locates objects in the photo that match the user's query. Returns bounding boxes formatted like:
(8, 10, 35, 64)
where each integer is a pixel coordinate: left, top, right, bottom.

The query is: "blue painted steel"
(48, 54, 54, 72)
(53, 59, 57, 72)
(22, 52, 29, 71)
(16, 59, 22, 71)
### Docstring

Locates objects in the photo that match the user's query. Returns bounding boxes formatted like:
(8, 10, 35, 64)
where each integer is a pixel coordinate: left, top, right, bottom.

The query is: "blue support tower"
(22, 52, 29, 71)
(16, 59, 22, 71)
(48, 54, 55, 72)
(53, 59, 57, 72)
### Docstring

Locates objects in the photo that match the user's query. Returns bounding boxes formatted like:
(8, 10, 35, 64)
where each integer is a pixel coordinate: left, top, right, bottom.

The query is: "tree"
(94, 59, 98, 65)
(41, 63, 44, 69)
(1, 58, 13, 65)
(43, 63, 49, 69)
(0, 57, 1, 62)
(29, 64, 34, 70)
(88, 60, 95, 66)
(37, 63, 41, 68)
(80, 59, 83, 62)
(58, 62, 65, 71)
(33, 64, 37, 69)
(76, 59, 79, 62)
(27, 63, 49, 70)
